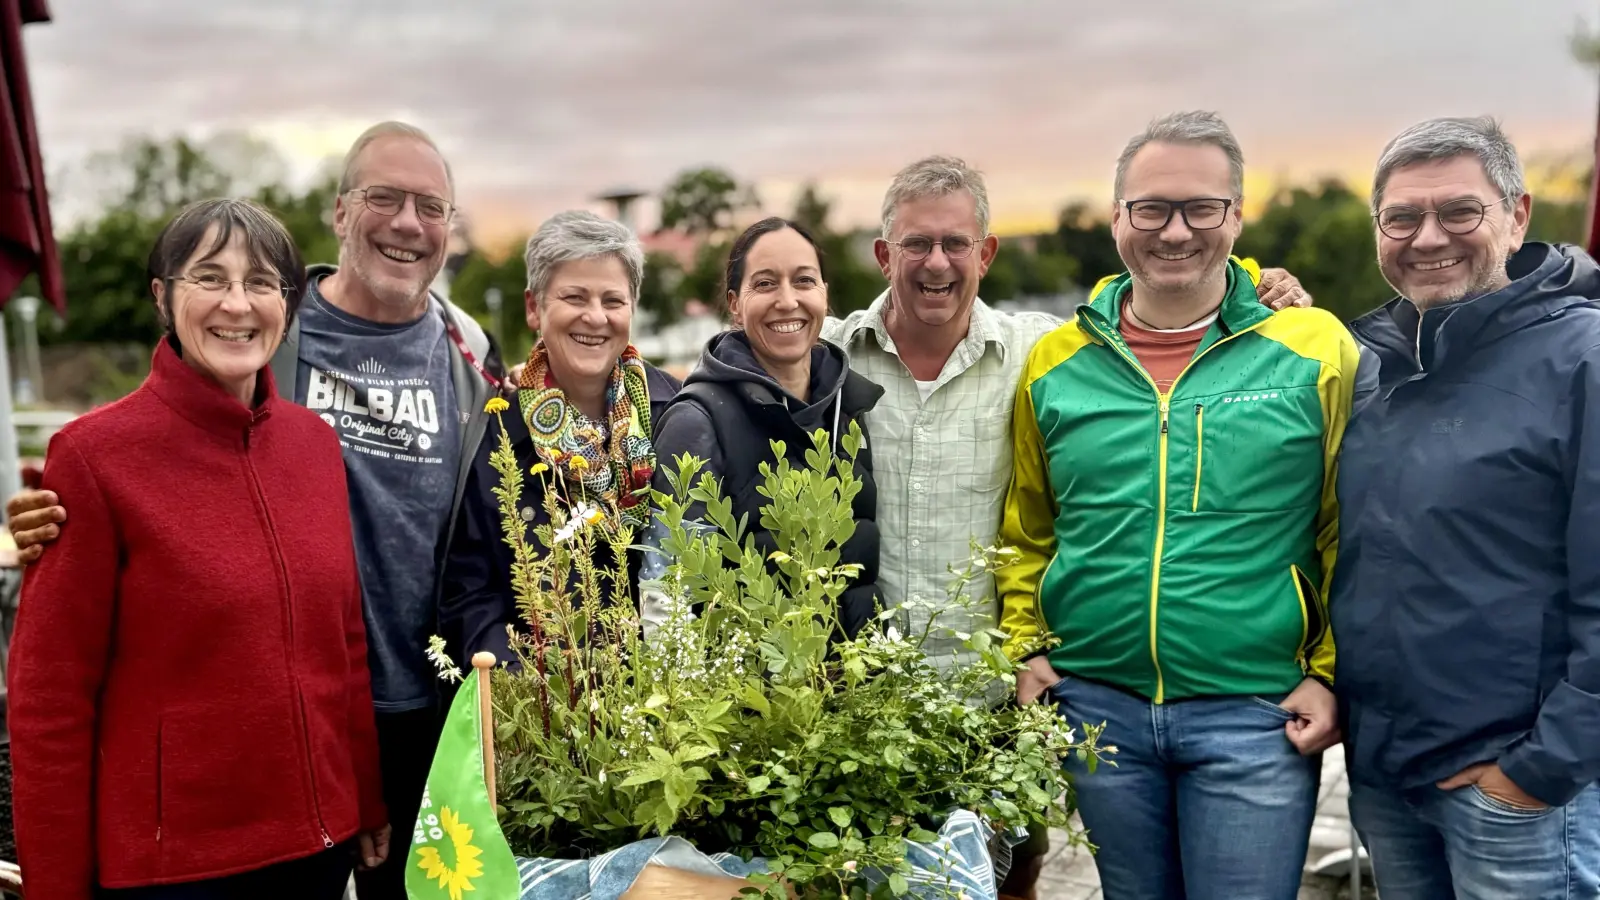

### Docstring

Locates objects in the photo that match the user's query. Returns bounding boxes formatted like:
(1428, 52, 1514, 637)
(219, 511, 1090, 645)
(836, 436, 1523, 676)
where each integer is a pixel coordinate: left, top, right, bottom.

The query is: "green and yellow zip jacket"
(997, 259, 1360, 701)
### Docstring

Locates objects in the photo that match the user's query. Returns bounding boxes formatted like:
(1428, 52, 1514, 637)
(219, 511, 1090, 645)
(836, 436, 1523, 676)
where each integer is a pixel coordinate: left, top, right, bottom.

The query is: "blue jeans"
(1348, 778, 1600, 899)
(1051, 674, 1320, 900)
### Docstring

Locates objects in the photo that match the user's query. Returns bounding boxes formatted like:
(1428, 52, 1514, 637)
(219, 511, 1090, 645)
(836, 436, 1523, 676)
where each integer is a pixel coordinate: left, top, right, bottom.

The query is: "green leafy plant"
(451, 410, 1102, 899)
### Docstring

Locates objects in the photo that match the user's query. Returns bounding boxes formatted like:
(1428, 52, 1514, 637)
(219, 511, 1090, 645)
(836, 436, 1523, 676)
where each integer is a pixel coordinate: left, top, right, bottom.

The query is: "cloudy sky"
(22, 0, 1600, 245)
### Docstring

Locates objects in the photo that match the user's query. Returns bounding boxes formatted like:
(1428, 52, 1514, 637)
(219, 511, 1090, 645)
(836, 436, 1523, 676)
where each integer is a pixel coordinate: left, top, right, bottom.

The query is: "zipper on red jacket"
(243, 425, 335, 850)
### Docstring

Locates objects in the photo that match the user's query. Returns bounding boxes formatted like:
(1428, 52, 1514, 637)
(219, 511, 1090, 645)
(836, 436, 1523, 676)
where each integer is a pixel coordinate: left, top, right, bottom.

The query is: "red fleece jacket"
(7, 340, 385, 897)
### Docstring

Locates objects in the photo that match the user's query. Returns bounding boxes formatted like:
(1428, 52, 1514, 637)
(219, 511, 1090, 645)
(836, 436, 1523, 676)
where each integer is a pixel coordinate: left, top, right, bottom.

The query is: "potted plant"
(407, 406, 1102, 900)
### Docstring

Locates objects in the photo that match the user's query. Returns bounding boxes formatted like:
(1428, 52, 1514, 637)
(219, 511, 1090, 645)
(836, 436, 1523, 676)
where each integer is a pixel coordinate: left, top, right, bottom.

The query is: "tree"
(43, 134, 346, 346)
(792, 183, 830, 235)
(1234, 181, 1392, 323)
(638, 251, 686, 327)
(659, 167, 751, 235)
(449, 245, 531, 363)
(1051, 202, 1122, 286)
(678, 238, 731, 313)
(789, 182, 881, 314)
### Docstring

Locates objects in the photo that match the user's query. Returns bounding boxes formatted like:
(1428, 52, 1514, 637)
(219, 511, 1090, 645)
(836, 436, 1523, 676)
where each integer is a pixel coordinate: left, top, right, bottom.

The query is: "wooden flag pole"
(472, 652, 497, 805)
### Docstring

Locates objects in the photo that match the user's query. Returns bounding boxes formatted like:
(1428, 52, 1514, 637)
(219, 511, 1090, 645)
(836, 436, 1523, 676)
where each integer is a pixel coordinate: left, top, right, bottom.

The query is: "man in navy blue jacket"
(1333, 115, 1600, 899)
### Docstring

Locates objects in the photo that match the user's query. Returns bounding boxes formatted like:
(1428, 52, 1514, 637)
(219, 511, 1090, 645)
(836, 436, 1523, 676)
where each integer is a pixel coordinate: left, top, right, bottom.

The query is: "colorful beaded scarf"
(518, 341, 656, 525)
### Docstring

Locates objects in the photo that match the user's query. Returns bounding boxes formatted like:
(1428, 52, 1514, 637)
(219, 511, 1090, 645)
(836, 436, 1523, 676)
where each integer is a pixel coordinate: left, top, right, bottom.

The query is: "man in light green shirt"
(822, 156, 1309, 900)
(823, 155, 1309, 674)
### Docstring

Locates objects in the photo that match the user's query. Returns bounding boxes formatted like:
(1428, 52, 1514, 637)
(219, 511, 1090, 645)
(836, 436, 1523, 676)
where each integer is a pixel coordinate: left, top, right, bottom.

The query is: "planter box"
(510, 810, 1019, 900)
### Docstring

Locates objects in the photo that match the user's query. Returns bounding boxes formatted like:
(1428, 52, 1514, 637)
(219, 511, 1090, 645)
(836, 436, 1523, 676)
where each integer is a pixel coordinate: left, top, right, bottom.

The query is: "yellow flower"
(414, 807, 485, 900)
(529, 462, 550, 476)
(483, 397, 510, 414)
(569, 456, 590, 472)
(583, 507, 604, 525)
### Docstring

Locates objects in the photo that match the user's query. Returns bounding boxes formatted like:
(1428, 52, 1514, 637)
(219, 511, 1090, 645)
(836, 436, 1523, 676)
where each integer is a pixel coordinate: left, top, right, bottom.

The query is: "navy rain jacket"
(1332, 242, 1600, 807)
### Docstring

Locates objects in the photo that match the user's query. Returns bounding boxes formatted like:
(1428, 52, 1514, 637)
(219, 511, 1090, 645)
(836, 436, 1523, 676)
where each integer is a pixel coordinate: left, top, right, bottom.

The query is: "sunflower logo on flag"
(415, 806, 486, 900)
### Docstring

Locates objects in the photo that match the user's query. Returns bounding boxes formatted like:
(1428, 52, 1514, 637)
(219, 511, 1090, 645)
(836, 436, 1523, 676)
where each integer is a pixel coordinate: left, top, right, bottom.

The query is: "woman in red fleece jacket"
(6, 199, 387, 899)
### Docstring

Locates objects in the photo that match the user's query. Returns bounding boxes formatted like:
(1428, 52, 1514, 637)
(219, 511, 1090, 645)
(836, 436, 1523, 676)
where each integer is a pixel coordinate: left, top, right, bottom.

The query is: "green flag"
(406, 672, 521, 899)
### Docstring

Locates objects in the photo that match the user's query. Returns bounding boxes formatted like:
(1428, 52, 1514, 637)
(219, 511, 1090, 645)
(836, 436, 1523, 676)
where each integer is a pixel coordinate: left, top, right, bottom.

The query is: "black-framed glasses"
(885, 234, 983, 261)
(1374, 196, 1507, 240)
(1123, 198, 1235, 232)
(348, 185, 455, 226)
(170, 273, 289, 299)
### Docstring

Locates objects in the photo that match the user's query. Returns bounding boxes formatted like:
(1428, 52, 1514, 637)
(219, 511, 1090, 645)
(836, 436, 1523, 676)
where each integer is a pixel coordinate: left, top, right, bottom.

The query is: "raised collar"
(837, 291, 1012, 364)
(146, 337, 276, 441)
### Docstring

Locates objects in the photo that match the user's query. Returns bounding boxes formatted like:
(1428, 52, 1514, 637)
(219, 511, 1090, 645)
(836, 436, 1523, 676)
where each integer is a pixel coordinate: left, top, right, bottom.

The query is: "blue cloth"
(1348, 779, 1600, 899)
(1050, 673, 1320, 899)
(1334, 242, 1600, 808)
(295, 276, 461, 711)
(512, 810, 1015, 900)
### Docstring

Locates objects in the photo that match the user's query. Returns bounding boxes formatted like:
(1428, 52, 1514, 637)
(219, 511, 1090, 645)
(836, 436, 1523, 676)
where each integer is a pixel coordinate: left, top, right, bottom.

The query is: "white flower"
(886, 626, 902, 643)
(553, 520, 580, 545)
(843, 860, 857, 873)
(599, 769, 607, 784)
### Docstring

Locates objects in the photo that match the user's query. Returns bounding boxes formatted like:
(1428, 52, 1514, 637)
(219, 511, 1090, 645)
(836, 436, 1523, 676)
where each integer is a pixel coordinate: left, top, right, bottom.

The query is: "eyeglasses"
(172, 273, 288, 298)
(1374, 196, 1507, 240)
(1123, 198, 1235, 232)
(348, 185, 455, 226)
(885, 234, 982, 261)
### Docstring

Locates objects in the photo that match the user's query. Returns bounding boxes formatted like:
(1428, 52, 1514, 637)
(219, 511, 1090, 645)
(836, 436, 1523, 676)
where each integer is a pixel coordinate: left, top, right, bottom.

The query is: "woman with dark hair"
(6, 198, 387, 899)
(649, 217, 883, 637)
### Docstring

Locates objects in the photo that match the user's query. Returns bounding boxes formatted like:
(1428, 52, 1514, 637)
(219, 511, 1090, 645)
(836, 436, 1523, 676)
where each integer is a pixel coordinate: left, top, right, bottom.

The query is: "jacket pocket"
(1292, 565, 1327, 672)
(1191, 402, 1205, 512)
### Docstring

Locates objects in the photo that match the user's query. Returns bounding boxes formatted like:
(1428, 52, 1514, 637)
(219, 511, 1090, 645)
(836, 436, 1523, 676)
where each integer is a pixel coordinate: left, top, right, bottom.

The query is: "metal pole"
(11, 298, 40, 407)
(0, 313, 21, 506)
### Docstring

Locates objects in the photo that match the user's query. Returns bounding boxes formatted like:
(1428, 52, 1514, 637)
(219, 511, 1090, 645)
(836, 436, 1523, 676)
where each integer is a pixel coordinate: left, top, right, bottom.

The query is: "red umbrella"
(0, 0, 61, 313)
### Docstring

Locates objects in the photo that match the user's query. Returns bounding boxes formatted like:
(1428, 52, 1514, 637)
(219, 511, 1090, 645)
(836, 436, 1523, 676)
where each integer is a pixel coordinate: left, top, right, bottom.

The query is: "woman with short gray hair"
(439, 210, 681, 663)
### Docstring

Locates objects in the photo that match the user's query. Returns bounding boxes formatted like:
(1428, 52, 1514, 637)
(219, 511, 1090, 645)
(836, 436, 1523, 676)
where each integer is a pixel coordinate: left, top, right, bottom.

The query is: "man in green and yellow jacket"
(997, 111, 1362, 900)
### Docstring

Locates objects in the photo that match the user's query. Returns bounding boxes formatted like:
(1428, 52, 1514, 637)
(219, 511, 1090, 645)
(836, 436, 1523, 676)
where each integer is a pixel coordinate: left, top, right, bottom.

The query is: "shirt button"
(911, 539, 921, 548)
(911, 481, 923, 492)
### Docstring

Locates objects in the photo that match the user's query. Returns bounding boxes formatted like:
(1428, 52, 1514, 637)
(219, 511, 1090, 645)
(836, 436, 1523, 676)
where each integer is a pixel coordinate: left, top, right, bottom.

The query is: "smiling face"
(1111, 141, 1242, 297)
(527, 254, 634, 390)
(1374, 154, 1530, 308)
(153, 223, 288, 404)
(332, 135, 452, 319)
(728, 226, 828, 371)
(873, 191, 997, 330)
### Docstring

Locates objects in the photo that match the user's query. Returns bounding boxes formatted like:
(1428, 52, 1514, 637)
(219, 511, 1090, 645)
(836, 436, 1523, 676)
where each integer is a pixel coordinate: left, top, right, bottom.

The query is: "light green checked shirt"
(824, 292, 1061, 672)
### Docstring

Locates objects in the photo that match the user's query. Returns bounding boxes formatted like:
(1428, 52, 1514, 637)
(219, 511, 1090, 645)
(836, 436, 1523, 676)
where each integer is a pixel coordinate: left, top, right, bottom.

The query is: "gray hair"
(880, 155, 991, 239)
(523, 210, 644, 304)
(1371, 116, 1524, 214)
(1114, 111, 1245, 201)
(338, 120, 455, 199)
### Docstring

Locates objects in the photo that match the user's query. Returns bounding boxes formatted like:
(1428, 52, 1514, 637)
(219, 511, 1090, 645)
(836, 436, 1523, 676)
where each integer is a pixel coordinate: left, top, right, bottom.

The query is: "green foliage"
(449, 247, 532, 362)
(1233, 182, 1395, 324)
(45, 134, 341, 346)
(791, 184, 883, 315)
(660, 167, 755, 235)
(981, 241, 1081, 302)
(464, 420, 1098, 899)
(1049, 202, 1123, 286)
(638, 251, 686, 327)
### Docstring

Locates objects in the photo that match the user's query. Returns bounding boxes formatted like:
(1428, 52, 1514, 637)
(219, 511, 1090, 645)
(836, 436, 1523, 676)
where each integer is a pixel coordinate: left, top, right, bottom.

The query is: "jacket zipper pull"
(321, 828, 334, 848)
(1160, 400, 1170, 434)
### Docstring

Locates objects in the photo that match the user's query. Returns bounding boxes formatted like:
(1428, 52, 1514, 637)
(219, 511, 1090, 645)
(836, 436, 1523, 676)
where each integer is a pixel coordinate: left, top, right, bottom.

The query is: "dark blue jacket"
(1332, 242, 1600, 806)
(438, 363, 680, 666)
